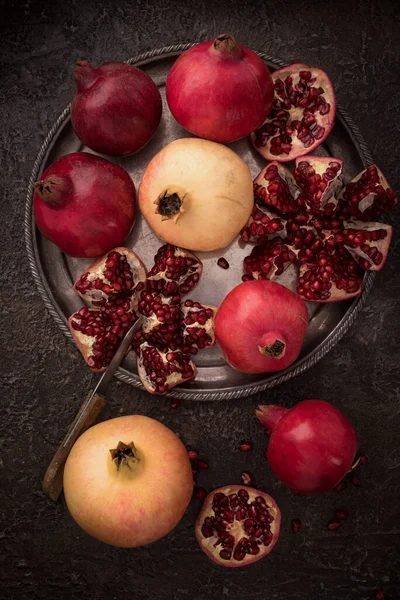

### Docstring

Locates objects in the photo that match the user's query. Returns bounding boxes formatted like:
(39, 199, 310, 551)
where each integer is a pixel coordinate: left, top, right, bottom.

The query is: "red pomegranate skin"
(34, 152, 136, 257)
(265, 400, 358, 494)
(166, 38, 274, 143)
(71, 61, 162, 156)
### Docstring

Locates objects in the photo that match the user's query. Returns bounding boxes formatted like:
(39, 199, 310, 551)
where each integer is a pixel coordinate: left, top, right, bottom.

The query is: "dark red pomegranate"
(34, 153, 135, 257)
(256, 400, 358, 494)
(241, 158, 397, 302)
(195, 485, 281, 567)
(166, 34, 274, 143)
(214, 280, 308, 374)
(251, 63, 336, 161)
(71, 61, 162, 156)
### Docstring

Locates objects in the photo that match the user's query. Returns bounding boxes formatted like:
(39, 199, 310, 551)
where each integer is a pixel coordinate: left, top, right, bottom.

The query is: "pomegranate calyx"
(255, 405, 289, 431)
(154, 191, 184, 223)
(213, 33, 242, 59)
(74, 59, 97, 91)
(109, 441, 140, 470)
(34, 176, 69, 208)
(258, 338, 286, 359)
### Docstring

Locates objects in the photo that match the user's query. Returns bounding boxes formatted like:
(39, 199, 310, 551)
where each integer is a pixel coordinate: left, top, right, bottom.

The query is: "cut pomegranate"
(69, 306, 137, 372)
(338, 165, 397, 221)
(251, 63, 336, 162)
(182, 300, 217, 353)
(147, 244, 202, 296)
(242, 157, 396, 302)
(74, 248, 147, 304)
(136, 290, 183, 351)
(137, 342, 197, 395)
(195, 485, 281, 567)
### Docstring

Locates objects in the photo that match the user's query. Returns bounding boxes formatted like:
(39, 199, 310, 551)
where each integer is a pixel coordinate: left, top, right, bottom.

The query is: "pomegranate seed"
(187, 449, 199, 461)
(240, 472, 253, 485)
(291, 519, 301, 533)
(335, 509, 348, 521)
(193, 487, 207, 500)
(197, 459, 209, 470)
(239, 441, 253, 452)
(217, 257, 229, 269)
(170, 399, 180, 409)
(334, 480, 347, 493)
(327, 520, 341, 531)
(351, 475, 361, 486)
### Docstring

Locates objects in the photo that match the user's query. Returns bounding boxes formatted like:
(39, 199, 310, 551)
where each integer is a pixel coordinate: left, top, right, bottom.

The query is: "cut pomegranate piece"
(147, 244, 202, 296)
(293, 156, 343, 214)
(240, 202, 287, 244)
(331, 221, 393, 271)
(69, 306, 137, 372)
(195, 485, 281, 568)
(74, 247, 147, 304)
(253, 162, 300, 214)
(182, 300, 217, 353)
(338, 165, 397, 221)
(251, 63, 336, 162)
(135, 290, 183, 351)
(137, 342, 197, 395)
(244, 238, 297, 280)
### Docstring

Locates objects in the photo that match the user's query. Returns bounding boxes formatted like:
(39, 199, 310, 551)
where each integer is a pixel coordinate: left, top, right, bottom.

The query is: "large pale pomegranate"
(241, 158, 397, 302)
(214, 280, 308, 374)
(71, 61, 162, 156)
(138, 138, 254, 251)
(63, 415, 193, 547)
(195, 485, 281, 567)
(166, 34, 274, 143)
(34, 152, 136, 257)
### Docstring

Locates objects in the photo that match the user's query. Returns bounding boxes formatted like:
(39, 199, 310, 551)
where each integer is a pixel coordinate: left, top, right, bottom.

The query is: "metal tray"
(24, 44, 376, 401)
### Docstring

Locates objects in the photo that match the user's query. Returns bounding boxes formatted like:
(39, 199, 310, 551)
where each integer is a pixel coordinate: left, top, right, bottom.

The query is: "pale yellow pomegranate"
(138, 138, 254, 251)
(63, 415, 193, 548)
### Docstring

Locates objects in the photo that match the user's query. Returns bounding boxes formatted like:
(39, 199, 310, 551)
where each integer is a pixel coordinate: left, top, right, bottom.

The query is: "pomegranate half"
(166, 34, 274, 143)
(195, 485, 281, 567)
(257, 400, 358, 494)
(71, 61, 162, 156)
(63, 415, 193, 547)
(34, 152, 136, 257)
(138, 138, 254, 251)
(214, 280, 308, 373)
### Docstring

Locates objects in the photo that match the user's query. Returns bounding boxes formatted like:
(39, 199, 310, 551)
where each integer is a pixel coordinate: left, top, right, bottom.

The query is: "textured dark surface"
(0, 0, 399, 599)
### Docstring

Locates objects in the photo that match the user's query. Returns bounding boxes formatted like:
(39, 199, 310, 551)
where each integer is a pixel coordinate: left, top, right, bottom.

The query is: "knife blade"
(42, 315, 144, 502)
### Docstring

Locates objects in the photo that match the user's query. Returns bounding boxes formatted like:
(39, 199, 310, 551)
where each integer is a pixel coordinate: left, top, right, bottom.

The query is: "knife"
(42, 316, 144, 502)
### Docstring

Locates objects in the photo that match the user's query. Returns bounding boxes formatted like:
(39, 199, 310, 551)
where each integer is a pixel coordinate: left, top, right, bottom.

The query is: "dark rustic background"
(1, 0, 399, 598)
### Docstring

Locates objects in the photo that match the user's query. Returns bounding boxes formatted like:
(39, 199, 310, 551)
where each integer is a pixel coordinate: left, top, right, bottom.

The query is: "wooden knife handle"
(42, 390, 107, 502)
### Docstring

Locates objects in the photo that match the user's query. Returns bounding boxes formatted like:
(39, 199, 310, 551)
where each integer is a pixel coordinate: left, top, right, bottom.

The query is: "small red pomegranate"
(33, 152, 136, 257)
(71, 60, 162, 156)
(214, 280, 308, 373)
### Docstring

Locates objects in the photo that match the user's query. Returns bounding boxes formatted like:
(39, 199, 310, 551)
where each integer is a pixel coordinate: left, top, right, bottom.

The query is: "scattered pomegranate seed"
(241, 471, 253, 485)
(335, 509, 348, 521)
(170, 399, 181, 409)
(291, 519, 301, 533)
(334, 480, 347, 492)
(376, 590, 385, 600)
(351, 475, 361, 486)
(187, 449, 199, 461)
(197, 459, 209, 470)
(217, 257, 229, 269)
(327, 520, 341, 531)
(193, 487, 207, 500)
(239, 441, 253, 452)
(358, 454, 369, 464)
(192, 468, 199, 477)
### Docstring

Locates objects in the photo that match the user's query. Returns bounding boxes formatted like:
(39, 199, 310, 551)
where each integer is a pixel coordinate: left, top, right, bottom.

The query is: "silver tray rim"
(24, 43, 376, 401)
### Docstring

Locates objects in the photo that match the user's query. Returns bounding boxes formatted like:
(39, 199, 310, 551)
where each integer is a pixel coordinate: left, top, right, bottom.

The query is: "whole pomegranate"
(138, 138, 254, 251)
(214, 280, 308, 373)
(166, 34, 274, 143)
(33, 152, 136, 257)
(257, 400, 358, 494)
(195, 485, 281, 567)
(71, 60, 162, 156)
(63, 415, 193, 547)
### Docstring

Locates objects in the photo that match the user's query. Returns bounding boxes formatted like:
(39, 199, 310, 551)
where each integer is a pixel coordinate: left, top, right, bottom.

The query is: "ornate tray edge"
(24, 43, 376, 401)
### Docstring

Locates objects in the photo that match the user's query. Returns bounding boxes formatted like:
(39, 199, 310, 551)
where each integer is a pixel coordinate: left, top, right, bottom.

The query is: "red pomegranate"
(214, 280, 308, 374)
(33, 152, 136, 257)
(166, 34, 274, 143)
(71, 60, 162, 156)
